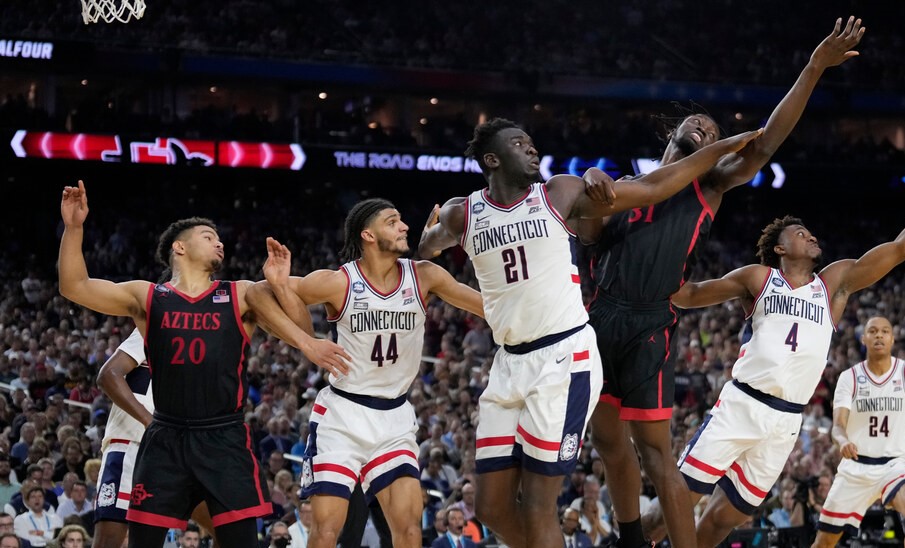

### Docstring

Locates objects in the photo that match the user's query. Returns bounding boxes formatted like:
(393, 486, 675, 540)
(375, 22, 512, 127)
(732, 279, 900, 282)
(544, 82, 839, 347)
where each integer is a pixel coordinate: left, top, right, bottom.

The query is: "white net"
(80, 0, 146, 24)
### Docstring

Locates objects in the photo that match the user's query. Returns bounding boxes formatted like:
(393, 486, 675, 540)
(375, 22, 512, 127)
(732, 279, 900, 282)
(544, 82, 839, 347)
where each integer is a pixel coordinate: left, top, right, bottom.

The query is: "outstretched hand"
(61, 180, 89, 227)
(263, 237, 292, 287)
(811, 16, 865, 69)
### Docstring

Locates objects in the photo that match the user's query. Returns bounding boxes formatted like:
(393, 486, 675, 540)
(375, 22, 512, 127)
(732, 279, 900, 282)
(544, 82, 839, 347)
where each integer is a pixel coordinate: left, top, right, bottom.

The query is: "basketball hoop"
(80, 0, 146, 24)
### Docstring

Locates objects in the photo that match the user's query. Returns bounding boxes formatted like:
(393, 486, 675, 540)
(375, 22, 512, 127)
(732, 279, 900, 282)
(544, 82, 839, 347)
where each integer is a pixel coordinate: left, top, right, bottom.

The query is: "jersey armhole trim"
(327, 266, 351, 323)
(410, 261, 428, 315)
(459, 196, 471, 249)
(816, 274, 838, 331)
(744, 268, 772, 319)
(144, 284, 154, 372)
(692, 178, 715, 219)
(230, 281, 251, 344)
(540, 183, 577, 237)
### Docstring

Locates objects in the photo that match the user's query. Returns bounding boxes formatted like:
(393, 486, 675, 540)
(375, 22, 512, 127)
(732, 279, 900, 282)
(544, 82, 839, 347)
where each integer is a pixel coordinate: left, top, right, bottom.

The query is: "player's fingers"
(832, 17, 842, 35)
(842, 15, 855, 35)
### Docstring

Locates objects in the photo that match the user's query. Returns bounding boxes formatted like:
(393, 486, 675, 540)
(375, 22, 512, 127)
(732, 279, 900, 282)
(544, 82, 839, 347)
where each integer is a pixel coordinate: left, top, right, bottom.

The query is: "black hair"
(155, 217, 217, 269)
(756, 215, 804, 268)
(465, 118, 520, 174)
(339, 199, 396, 263)
(654, 101, 725, 146)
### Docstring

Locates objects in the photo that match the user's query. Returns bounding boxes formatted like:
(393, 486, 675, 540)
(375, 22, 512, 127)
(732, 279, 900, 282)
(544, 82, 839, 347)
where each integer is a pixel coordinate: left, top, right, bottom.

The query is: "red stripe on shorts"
(573, 350, 589, 361)
(683, 455, 724, 477)
(516, 425, 560, 451)
(730, 462, 768, 498)
(476, 436, 515, 448)
(361, 449, 417, 478)
(314, 463, 358, 481)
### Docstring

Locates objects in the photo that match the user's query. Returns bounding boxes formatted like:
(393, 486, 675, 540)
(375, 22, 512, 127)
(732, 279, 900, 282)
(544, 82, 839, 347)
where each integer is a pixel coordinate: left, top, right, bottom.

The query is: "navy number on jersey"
(502, 245, 529, 283)
(171, 336, 207, 365)
(869, 415, 890, 437)
(785, 323, 799, 352)
(371, 334, 399, 367)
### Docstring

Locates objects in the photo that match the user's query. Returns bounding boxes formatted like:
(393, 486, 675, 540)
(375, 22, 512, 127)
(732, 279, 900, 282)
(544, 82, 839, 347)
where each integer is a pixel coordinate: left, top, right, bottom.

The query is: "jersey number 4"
(371, 334, 398, 367)
(785, 322, 799, 352)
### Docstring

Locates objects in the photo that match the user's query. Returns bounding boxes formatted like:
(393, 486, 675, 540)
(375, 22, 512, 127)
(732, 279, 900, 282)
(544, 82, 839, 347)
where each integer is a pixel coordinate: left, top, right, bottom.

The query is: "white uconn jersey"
(834, 359, 905, 457)
(329, 259, 426, 399)
(102, 329, 154, 448)
(734, 269, 835, 404)
(461, 183, 586, 346)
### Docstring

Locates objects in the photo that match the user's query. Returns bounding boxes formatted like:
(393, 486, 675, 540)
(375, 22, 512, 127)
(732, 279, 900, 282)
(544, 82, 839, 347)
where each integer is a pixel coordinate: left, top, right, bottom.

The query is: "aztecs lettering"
(350, 311, 417, 334)
(472, 219, 550, 255)
(160, 311, 221, 330)
(763, 294, 825, 325)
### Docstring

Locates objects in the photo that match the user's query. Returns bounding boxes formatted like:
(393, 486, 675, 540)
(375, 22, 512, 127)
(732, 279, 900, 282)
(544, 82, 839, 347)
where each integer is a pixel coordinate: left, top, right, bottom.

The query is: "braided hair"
(339, 198, 396, 263)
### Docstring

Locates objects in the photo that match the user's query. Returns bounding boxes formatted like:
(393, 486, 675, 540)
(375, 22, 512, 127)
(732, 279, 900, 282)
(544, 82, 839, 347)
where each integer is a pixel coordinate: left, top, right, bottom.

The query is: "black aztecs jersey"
(145, 281, 250, 419)
(592, 180, 712, 302)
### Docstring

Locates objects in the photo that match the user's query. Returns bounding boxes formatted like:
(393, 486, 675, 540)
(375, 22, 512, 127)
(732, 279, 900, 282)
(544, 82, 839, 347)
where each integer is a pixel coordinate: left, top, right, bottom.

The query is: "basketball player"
(812, 316, 905, 547)
(417, 119, 763, 548)
(580, 17, 865, 548)
(246, 198, 484, 548)
(94, 330, 220, 548)
(58, 180, 349, 548)
(640, 216, 905, 547)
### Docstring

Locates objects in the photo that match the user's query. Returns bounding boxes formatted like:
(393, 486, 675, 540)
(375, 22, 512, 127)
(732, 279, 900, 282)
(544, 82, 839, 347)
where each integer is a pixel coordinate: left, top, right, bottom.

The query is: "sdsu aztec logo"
(559, 433, 579, 461)
(98, 482, 116, 507)
(130, 484, 154, 506)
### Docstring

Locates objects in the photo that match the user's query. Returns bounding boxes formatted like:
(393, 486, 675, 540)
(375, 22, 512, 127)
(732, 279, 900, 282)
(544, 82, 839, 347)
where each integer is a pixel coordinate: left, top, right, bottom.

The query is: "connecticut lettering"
(763, 294, 825, 324)
(160, 312, 221, 330)
(855, 397, 903, 413)
(472, 219, 549, 255)
(350, 311, 418, 333)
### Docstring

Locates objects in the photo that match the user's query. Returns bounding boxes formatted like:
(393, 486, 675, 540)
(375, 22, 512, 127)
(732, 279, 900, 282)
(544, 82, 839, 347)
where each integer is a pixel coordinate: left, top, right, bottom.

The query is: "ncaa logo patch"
(559, 433, 579, 461)
(351, 281, 365, 294)
(98, 482, 116, 507)
(771, 278, 785, 288)
(471, 202, 485, 215)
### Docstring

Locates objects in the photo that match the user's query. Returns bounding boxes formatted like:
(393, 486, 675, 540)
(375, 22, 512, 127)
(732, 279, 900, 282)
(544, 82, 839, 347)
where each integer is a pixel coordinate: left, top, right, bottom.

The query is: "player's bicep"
(294, 270, 347, 308)
(62, 279, 147, 318)
(671, 268, 754, 309)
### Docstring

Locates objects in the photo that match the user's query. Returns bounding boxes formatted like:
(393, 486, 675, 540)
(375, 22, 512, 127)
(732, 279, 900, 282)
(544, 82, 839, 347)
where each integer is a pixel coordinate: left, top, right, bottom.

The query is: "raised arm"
(707, 16, 865, 191)
(258, 238, 315, 336)
(96, 348, 153, 428)
(246, 261, 351, 375)
(414, 261, 484, 318)
(670, 264, 767, 309)
(58, 181, 149, 319)
(820, 227, 905, 319)
(418, 198, 466, 258)
(559, 129, 763, 221)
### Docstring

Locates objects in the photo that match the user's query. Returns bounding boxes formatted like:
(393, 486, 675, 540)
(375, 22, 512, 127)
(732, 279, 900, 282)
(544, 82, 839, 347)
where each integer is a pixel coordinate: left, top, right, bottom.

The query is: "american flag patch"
(402, 288, 414, 299)
(213, 290, 230, 303)
(525, 196, 540, 206)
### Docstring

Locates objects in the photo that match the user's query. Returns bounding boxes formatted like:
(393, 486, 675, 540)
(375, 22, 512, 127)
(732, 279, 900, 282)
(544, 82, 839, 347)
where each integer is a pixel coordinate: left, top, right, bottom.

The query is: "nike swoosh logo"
(555, 356, 567, 364)
(353, 296, 367, 301)
(475, 215, 489, 223)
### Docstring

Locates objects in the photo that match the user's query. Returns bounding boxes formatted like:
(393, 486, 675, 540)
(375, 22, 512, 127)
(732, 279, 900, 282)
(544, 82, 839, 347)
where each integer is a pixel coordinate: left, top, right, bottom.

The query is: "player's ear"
(171, 240, 186, 257)
(360, 229, 376, 244)
(773, 243, 785, 258)
(483, 152, 499, 169)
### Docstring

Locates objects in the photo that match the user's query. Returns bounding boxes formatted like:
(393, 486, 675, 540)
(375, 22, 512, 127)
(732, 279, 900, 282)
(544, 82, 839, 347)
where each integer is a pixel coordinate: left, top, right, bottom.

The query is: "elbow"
(96, 366, 113, 395)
